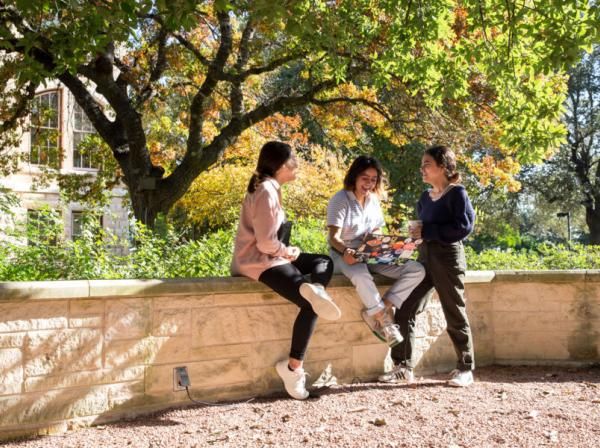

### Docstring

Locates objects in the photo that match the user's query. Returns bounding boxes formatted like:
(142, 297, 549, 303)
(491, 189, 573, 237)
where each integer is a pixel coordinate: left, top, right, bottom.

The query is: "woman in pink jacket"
(231, 141, 341, 400)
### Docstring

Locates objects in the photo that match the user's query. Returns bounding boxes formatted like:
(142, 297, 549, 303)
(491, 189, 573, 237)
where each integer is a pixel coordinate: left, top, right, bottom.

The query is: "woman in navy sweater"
(379, 145, 476, 387)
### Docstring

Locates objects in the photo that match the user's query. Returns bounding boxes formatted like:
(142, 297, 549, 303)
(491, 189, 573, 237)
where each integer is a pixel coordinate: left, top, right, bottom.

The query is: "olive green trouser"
(391, 240, 474, 371)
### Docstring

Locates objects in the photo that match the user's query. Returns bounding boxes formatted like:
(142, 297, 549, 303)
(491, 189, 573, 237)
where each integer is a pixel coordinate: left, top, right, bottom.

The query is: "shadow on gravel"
(470, 365, 600, 385)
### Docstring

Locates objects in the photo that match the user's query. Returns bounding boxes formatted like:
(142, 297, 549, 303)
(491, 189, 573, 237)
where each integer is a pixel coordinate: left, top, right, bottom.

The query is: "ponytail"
(247, 171, 270, 193)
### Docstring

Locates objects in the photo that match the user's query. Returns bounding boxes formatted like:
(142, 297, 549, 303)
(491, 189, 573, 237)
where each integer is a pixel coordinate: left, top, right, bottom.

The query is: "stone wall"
(0, 271, 598, 440)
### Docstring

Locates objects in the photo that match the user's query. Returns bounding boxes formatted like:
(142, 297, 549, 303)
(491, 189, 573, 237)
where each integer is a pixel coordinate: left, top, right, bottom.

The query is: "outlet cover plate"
(173, 366, 190, 391)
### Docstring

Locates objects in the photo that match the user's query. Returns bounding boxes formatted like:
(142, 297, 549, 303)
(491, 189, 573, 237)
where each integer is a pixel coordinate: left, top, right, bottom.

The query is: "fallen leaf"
(371, 418, 387, 426)
(281, 414, 291, 423)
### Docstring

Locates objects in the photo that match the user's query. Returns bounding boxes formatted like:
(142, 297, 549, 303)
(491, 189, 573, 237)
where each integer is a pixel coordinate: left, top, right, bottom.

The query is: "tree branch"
(231, 18, 254, 118)
(310, 96, 392, 121)
(136, 27, 169, 107)
(56, 72, 122, 149)
(173, 33, 211, 66)
(0, 81, 37, 134)
(187, 10, 233, 154)
(162, 78, 338, 210)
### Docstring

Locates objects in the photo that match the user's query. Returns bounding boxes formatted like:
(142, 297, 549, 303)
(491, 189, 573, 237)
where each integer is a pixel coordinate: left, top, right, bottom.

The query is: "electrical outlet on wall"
(173, 366, 190, 391)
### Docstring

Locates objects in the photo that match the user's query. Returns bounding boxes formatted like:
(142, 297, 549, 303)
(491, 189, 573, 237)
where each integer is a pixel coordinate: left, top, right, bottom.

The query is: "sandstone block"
(0, 387, 109, 426)
(153, 295, 214, 309)
(212, 292, 283, 307)
(0, 302, 68, 333)
(248, 340, 291, 369)
(152, 308, 191, 336)
(493, 283, 579, 312)
(493, 311, 559, 333)
(145, 357, 251, 393)
(191, 304, 297, 346)
(107, 381, 145, 408)
(104, 336, 190, 369)
(24, 329, 102, 377)
(105, 299, 151, 340)
(0, 333, 25, 348)
(310, 322, 374, 348)
(69, 316, 103, 328)
(0, 348, 23, 395)
(24, 366, 145, 393)
(69, 299, 104, 316)
(304, 357, 353, 384)
(494, 331, 556, 360)
(190, 343, 252, 362)
(351, 344, 388, 376)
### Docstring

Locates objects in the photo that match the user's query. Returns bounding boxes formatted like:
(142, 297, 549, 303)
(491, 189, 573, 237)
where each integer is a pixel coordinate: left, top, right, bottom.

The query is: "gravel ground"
(6, 365, 600, 448)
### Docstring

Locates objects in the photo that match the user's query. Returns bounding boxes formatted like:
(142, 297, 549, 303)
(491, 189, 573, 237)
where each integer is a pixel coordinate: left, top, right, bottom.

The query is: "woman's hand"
(343, 248, 358, 265)
(286, 246, 301, 261)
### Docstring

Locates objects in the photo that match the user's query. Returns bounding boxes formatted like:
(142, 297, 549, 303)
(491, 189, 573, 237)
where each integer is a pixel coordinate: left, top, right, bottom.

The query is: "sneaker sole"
(299, 284, 341, 321)
(447, 379, 473, 387)
(378, 375, 414, 384)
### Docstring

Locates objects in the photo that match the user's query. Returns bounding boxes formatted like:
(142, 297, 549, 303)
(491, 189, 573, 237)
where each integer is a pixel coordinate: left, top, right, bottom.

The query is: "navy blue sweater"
(417, 185, 475, 244)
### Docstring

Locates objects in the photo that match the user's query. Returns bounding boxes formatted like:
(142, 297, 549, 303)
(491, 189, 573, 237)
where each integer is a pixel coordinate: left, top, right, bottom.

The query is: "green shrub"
(3, 215, 600, 281)
(465, 242, 600, 270)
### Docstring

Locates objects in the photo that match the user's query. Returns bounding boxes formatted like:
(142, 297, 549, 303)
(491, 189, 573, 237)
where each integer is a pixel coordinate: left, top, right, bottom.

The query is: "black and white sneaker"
(378, 364, 415, 384)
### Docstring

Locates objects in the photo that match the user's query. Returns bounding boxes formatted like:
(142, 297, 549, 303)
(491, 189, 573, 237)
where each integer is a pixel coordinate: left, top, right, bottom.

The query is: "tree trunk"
(586, 206, 600, 244)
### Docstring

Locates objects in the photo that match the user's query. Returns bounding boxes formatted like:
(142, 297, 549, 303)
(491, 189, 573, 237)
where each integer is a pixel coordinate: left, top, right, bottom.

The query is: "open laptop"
(354, 233, 422, 265)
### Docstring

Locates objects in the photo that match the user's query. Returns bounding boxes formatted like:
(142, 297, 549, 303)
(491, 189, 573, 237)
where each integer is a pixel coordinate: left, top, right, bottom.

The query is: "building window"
(73, 103, 97, 169)
(71, 211, 103, 240)
(30, 91, 61, 168)
(27, 209, 59, 245)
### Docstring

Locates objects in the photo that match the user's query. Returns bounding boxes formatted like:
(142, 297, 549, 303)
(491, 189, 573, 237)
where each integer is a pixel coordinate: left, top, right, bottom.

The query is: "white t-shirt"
(326, 189, 385, 249)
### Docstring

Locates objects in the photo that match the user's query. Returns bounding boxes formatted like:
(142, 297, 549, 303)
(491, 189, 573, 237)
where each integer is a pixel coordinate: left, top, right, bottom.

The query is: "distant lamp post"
(556, 211, 571, 241)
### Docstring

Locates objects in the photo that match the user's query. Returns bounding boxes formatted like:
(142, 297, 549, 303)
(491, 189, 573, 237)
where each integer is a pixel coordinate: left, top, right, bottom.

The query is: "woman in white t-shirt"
(327, 155, 425, 347)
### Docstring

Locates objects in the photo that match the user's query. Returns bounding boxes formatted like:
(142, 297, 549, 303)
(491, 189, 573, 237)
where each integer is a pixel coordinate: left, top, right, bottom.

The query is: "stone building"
(1, 80, 129, 242)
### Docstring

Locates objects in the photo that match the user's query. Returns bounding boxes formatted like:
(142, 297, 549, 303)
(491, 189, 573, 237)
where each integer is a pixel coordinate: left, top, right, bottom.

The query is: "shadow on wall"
(8, 272, 589, 440)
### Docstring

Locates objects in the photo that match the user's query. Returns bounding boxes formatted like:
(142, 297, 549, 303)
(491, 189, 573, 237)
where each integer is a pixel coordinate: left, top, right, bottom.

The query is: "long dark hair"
(425, 145, 462, 183)
(343, 155, 385, 196)
(247, 141, 293, 193)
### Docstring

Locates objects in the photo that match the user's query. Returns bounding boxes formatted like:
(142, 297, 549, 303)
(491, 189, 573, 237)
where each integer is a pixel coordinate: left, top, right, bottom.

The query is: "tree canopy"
(1, 0, 598, 226)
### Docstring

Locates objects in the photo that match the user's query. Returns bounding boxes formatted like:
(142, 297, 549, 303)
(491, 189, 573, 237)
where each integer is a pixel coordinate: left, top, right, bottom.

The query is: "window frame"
(72, 102, 98, 170)
(29, 89, 63, 169)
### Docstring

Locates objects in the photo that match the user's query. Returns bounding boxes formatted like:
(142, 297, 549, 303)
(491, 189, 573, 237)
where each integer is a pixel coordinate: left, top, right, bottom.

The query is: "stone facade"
(0, 271, 598, 440)
(1, 82, 129, 242)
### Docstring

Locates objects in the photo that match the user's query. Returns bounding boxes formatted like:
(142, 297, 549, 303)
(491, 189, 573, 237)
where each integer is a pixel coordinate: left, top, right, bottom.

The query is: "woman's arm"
(252, 186, 296, 258)
(328, 225, 359, 265)
(421, 188, 475, 243)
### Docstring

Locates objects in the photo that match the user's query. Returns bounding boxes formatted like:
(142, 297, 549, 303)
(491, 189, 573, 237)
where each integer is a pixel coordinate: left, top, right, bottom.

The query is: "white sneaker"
(275, 360, 309, 400)
(447, 369, 474, 387)
(378, 364, 415, 383)
(299, 283, 341, 321)
(361, 310, 403, 347)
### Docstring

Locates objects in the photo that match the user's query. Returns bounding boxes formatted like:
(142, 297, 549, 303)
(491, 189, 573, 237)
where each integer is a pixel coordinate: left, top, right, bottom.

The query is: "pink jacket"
(230, 178, 293, 280)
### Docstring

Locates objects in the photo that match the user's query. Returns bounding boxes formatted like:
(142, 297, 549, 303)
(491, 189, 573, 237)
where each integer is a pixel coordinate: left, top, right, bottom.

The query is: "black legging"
(258, 253, 333, 360)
